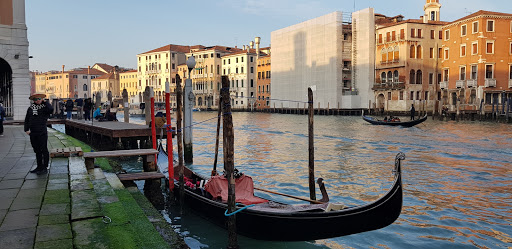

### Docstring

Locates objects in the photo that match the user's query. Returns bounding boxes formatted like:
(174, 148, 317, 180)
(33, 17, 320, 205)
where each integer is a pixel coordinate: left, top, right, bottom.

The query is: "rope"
(224, 204, 255, 216)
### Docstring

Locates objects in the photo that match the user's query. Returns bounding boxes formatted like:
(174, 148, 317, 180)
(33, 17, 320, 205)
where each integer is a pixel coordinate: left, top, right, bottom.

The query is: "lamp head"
(186, 55, 196, 70)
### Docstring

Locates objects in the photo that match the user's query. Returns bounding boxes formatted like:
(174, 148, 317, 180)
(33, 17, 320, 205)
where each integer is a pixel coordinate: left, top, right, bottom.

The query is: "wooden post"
(212, 95, 222, 176)
(221, 76, 238, 249)
(150, 90, 157, 163)
(123, 89, 129, 123)
(308, 88, 316, 201)
(165, 79, 174, 190)
(144, 86, 151, 125)
(176, 75, 185, 202)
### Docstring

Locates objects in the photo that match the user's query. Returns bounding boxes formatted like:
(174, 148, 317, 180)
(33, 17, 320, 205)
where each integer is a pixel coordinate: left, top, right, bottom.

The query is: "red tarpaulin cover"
(205, 175, 268, 205)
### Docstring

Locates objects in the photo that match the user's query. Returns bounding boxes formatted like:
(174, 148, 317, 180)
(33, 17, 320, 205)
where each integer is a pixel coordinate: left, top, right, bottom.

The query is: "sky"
(26, 0, 512, 72)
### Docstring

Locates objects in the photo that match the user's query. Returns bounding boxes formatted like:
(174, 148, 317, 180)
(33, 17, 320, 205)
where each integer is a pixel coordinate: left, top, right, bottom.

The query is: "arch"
(417, 45, 422, 59)
(410, 45, 416, 58)
(381, 72, 387, 83)
(394, 70, 399, 82)
(416, 70, 423, 84)
(387, 71, 393, 83)
(197, 97, 202, 107)
(410, 70, 416, 84)
(0, 57, 13, 117)
(376, 94, 385, 110)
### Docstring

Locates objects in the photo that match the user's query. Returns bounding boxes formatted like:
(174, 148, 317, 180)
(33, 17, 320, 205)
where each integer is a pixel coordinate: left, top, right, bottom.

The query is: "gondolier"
(410, 104, 416, 120)
(24, 93, 53, 175)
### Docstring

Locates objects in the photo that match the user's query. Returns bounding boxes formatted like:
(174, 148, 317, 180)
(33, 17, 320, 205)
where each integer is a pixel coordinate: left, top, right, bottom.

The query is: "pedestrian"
(140, 102, 145, 114)
(0, 100, 5, 136)
(65, 99, 74, 120)
(58, 99, 65, 119)
(25, 93, 53, 175)
(76, 98, 83, 120)
(410, 104, 416, 120)
(83, 98, 92, 121)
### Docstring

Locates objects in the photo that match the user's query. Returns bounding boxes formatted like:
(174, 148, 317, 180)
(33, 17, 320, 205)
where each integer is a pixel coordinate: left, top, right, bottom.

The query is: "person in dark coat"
(25, 93, 53, 175)
(65, 99, 74, 120)
(75, 98, 84, 120)
(0, 100, 5, 136)
(410, 104, 416, 120)
(83, 98, 92, 121)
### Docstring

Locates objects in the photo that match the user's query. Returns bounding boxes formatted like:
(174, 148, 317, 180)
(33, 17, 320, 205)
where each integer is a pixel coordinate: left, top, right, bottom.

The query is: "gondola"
(157, 147, 404, 241)
(363, 114, 427, 127)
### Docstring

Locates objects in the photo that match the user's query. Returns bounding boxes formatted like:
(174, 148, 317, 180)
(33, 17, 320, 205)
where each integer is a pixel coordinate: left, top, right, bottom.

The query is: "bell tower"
(424, 0, 441, 22)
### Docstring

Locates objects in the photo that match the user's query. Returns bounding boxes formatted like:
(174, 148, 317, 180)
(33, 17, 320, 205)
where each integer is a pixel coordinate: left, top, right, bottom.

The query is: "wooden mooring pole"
(212, 95, 222, 176)
(308, 87, 316, 201)
(165, 80, 174, 191)
(176, 76, 185, 203)
(221, 76, 238, 249)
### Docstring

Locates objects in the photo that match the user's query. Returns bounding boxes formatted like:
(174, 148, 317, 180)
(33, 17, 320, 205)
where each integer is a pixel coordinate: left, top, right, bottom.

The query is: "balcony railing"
(372, 82, 405, 90)
(485, 78, 496, 87)
(467, 79, 477, 88)
(440, 81, 448, 89)
(456, 80, 465, 88)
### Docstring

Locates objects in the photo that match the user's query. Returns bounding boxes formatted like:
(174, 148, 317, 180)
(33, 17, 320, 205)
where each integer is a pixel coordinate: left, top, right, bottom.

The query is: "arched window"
(410, 45, 416, 58)
(394, 46, 399, 61)
(83, 84, 87, 91)
(381, 48, 387, 62)
(381, 72, 387, 83)
(387, 47, 393, 62)
(410, 70, 416, 84)
(416, 70, 423, 84)
(417, 45, 422, 59)
(394, 70, 399, 82)
(387, 71, 393, 82)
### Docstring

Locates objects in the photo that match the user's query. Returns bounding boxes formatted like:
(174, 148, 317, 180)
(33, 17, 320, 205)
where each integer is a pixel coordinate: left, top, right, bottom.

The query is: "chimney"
(255, 37, 261, 58)
(62, 65, 65, 73)
(246, 45, 250, 52)
(88, 66, 90, 75)
(243, 45, 246, 50)
(249, 41, 254, 49)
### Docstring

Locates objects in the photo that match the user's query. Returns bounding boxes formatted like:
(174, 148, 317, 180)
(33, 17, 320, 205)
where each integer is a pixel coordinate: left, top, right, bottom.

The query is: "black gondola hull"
(363, 114, 427, 127)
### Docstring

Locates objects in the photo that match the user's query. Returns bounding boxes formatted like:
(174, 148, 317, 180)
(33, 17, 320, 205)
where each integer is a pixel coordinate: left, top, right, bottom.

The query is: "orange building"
(440, 10, 512, 113)
(256, 54, 271, 109)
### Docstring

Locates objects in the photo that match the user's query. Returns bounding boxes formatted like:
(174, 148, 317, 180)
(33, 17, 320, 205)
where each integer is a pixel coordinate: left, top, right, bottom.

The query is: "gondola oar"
(212, 96, 222, 176)
(254, 187, 325, 204)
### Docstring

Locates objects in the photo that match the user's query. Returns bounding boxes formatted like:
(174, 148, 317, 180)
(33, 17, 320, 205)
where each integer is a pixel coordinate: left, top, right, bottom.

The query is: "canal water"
(110, 113, 511, 248)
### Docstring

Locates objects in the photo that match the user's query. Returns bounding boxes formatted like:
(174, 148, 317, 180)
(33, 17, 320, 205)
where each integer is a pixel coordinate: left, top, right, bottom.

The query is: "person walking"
(25, 93, 53, 175)
(410, 104, 416, 120)
(65, 99, 74, 120)
(76, 98, 83, 120)
(0, 100, 5, 136)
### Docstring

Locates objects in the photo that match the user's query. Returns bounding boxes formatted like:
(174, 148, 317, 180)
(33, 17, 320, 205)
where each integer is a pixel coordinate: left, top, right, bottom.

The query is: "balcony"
(440, 81, 448, 89)
(467, 79, 477, 88)
(456, 80, 465, 88)
(485, 79, 496, 87)
(372, 82, 405, 90)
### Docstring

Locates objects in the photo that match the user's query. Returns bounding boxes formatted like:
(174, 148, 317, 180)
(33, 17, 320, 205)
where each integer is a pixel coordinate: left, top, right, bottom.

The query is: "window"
(410, 45, 416, 58)
(388, 92, 391, 100)
(73, 75, 78, 79)
(445, 29, 450, 40)
(378, 34, 383, 43)
(472, 42, 478, 55)
(431, 11, 436, 21)
(461, 24, 467, 36)
(417, 29, 422, 38)
(443, 69, 449, 81)
(411, 28, 415, 38)
(250, 57, 253, 62)
(410, 70, 416, 84)
(410, 91, 414, 100)
(394, 70, 399, 82)
(444, 48, 449, 60)
(386, 32, 391, 42)
(400, 91, 404, 100)
(392, 31, 396, 41)
(381, 48, 387, 62)
(485, 64, 494, 79)
(83, 76, 87, 79)
(486, 41, 494, 54)
(509, 64, 512, 80)
(461, 44, 466, 57)
(439, 30, 443, 40)
(431, 30, 435, 39)
(387, 71, 393, 82)
(416, 70, 422, 84)
(417, 45, 422, 59)
(487, 20, 495, 32)
(387, 47, 393, 62)
(250, 67, 254, 73)
(425, 91, 429, 100)
(510, 42, 512, 54)
(429, 73, 434, 84)
(471, 65, 477, 80)
(430, 48, 434, 58)
(251, 79, 254, 87)
(394, 46, 399, 61)
(400, 29, 405, 39)
(472, 21, 479, 33)
(439, 48, 443, 59)
(460, 66, 466, 80)
(83, 84, 87, 91)
(381, 72, 387, 83)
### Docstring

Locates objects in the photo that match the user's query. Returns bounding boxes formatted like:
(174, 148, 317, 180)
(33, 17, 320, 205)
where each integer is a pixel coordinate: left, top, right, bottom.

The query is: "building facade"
(34, 66, 103, 100)
(440, 10, 512, 113)
(256, 54, 271, 109)
(0, 0, 29, 119)
(119, 69, 139, 104)
(221, 47, 259, 110)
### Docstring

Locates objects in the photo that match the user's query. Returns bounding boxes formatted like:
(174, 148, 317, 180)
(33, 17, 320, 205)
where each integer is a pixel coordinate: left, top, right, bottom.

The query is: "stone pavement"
(0, 126, 182, 249)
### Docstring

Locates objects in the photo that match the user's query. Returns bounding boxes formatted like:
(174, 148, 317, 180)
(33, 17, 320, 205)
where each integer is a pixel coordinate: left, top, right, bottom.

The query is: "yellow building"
(34, 66, 103, 99)
(440, 10, 512, 113)
(257, 54, 271, 109)
(91, 71, 119, 103)
(119, 69, 139, 103)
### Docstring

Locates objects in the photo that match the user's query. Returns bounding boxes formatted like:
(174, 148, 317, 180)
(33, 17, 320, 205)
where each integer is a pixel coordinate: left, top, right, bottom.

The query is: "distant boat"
(363, 114, 428, 127)
(192, 108, 201, 112)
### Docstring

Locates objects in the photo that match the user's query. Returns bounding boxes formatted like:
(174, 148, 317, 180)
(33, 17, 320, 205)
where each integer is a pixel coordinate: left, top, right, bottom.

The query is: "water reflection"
(122, 112, 512, 248)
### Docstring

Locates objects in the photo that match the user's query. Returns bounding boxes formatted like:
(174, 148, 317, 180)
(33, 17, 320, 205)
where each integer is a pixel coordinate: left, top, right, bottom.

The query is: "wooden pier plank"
(83, 149, 158, 158)
(117, 172, 165, 181)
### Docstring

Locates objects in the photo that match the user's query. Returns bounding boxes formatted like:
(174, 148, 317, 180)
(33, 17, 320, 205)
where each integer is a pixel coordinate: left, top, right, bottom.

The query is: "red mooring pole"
(165, 81, 174, 190)
(150, 91, 157, 163)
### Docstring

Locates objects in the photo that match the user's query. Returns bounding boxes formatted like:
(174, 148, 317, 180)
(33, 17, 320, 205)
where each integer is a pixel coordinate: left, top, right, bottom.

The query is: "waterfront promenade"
(0, 125, 186, 248)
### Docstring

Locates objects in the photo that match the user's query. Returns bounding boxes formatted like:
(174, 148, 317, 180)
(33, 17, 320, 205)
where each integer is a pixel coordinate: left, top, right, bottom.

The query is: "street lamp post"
(184, 55, 196, 163)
